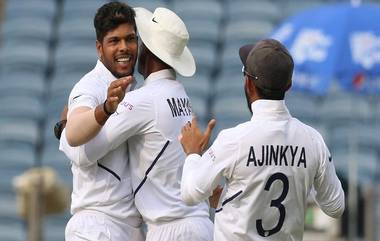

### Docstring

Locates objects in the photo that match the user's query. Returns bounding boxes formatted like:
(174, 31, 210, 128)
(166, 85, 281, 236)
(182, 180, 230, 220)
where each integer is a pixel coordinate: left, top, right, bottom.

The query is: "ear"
(96, 40, 103, 60)
(245, 76, 255, 95)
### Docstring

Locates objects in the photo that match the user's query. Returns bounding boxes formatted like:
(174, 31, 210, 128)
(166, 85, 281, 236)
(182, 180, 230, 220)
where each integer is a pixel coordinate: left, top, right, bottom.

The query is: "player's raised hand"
(104, 76, 133, 114)
(180, 117, 216, 155)
(200, 119, 216, 152)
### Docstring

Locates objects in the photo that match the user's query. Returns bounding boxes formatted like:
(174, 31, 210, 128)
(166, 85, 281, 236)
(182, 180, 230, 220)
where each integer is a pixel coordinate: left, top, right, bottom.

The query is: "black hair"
(94, 1, 136, 42)
(255, 85, 286, 100)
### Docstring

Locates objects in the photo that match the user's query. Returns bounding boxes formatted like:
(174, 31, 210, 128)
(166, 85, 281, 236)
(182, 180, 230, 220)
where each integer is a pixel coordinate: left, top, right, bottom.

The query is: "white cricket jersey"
(66, 69, 210, 224)
(181, 100, 345, 241)
(59, 60, 141, 224)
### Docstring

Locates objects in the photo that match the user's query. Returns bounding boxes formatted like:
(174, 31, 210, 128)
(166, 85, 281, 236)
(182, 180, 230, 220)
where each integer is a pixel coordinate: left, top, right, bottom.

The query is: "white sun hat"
(134, 7, 196, 77)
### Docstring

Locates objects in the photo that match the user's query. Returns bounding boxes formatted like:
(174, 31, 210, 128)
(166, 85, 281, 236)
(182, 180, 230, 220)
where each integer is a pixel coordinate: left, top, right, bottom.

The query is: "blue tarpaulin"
(271, 3, 380, 94)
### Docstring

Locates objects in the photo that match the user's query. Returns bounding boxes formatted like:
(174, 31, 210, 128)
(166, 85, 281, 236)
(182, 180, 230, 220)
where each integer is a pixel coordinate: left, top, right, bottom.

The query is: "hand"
(179, 117, 216, 155)
(105, 76, 133, 113)
(209, 185, 223, 209)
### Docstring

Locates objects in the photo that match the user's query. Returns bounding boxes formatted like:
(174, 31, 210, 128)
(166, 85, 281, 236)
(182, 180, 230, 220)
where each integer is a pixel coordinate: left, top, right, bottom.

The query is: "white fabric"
(181, 100, 345, 241)
(59, 60, 142, 225)
(64, 69, 210, 225)
(67, 60, 136, 118)
(65, 210, 145, 241)
(146, 217, 213, 241)
(134, 7, 195, 77)
(66, 60, 112, 117)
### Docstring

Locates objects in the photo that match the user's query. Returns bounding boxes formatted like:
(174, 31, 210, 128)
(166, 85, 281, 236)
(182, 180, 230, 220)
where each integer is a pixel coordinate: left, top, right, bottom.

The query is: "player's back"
(214, 100, 330, 241)
(121, 72, 209, 224)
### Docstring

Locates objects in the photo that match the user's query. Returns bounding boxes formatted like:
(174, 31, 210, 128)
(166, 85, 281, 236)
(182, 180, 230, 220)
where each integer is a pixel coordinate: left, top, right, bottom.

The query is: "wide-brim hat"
(134, 7, 196, 77)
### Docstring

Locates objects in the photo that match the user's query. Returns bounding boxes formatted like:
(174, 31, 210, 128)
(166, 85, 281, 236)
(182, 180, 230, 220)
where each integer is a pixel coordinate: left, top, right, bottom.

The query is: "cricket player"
(61, 7, 214, 241)
(179, 39, 345, 241)
(57, 2, 144, 241)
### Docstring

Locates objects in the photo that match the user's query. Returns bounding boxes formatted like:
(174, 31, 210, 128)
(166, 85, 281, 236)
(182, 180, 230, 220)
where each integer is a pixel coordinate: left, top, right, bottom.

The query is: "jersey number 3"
(256, 172, 289, 237)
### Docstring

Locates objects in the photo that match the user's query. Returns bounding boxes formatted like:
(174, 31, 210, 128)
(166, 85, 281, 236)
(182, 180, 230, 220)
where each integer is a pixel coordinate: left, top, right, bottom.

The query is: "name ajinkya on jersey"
(247, 145, 307, 168)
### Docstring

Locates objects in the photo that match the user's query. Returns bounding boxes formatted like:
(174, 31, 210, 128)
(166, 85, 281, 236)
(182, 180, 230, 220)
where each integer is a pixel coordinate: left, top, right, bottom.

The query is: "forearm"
(81, 127, 114, 161)
(77, 108, 139, 161)
(65, 108, 101, 146)
(181, 154, 214, 206)
(65, 104, 110, 147)
(315, 181, 345, 218)
(314, 165, 346, 219)
(59, 129, 111, 167)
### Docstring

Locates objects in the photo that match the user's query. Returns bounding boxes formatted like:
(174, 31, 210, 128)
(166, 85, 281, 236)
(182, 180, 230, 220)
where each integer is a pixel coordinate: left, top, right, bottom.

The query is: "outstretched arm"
(65, 77, 132, 147)
(60, 89, 154, 166)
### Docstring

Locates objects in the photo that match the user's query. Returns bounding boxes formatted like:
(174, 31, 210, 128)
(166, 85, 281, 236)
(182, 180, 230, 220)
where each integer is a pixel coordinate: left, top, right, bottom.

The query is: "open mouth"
(115, 55, 133, 65)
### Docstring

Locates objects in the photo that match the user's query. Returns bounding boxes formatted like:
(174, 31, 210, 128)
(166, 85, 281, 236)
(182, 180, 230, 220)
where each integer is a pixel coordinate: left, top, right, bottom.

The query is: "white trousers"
(146, 216, 214, 241)
(65, 210, 145, 241)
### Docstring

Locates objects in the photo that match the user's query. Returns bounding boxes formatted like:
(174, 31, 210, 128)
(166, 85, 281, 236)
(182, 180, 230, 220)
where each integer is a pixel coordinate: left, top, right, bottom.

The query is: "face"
(96, 23, 138, 78)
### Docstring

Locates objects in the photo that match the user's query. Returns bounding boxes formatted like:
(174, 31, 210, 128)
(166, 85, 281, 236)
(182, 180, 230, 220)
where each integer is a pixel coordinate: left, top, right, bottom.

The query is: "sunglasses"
(241, 66, 258, 80)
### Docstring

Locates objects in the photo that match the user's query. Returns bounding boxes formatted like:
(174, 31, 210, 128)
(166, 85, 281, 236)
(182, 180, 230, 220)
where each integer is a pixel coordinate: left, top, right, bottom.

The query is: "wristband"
(103, 100, 114, 116)
(94, 103, 110, 126)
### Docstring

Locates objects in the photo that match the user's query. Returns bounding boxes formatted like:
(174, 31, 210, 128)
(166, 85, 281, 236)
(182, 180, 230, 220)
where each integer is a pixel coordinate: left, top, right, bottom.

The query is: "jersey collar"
(144, 69, 176, 86)
(250, 100, 291, 121)
(95, 60, 118, 85)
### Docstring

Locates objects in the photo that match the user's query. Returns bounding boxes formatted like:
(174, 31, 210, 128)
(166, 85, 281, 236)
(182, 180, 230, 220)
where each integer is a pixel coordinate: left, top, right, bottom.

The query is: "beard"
(244, 85, 253, 114)
(111, 66, 135, 79)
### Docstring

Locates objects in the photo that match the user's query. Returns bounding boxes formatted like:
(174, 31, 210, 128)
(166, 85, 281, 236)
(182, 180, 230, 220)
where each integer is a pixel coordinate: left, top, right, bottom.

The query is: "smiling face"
(96, 23, 138, 78)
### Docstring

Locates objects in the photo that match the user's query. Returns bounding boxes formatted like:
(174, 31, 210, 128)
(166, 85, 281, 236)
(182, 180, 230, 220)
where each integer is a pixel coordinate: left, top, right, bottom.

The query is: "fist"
(105, 76, 133, 113)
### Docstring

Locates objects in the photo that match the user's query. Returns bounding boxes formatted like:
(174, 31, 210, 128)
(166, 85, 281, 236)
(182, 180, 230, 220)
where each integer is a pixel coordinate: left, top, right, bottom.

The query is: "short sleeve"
(67, 80, 101, 116)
